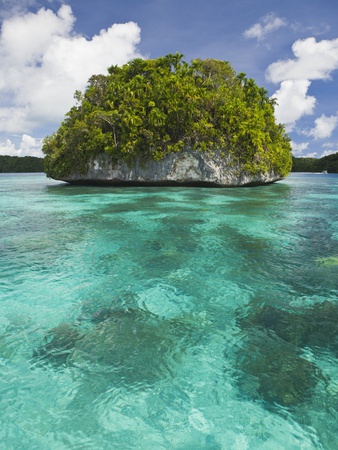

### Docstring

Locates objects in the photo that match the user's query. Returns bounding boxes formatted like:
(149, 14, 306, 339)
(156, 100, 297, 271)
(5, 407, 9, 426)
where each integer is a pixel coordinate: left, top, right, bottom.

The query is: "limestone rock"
(57, 150, 283, 187)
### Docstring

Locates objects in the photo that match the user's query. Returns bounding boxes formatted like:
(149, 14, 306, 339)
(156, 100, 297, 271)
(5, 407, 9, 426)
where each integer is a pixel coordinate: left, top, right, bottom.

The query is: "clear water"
(1, 172, 338, 449)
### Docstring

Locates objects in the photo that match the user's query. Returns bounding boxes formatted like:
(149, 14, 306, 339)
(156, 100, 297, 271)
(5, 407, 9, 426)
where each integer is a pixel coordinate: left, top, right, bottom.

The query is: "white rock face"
(58, 150, 283, 186)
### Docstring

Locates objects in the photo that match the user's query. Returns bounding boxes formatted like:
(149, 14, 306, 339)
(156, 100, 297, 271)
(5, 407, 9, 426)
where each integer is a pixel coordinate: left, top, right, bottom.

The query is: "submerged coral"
(238, 301, 338, 352)
(33, 322, 83, 367)
(230, 330, 322, 407)
(32, 307, 200, 386)
(230, 299, 338, 408)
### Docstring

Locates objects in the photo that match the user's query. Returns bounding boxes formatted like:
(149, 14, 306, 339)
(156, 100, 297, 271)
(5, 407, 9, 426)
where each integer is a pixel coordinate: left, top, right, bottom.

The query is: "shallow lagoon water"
(1, 172, 338, 449)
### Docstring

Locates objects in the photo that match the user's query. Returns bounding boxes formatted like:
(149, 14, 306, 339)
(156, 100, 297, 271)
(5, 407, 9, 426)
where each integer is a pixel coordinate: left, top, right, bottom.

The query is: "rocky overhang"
(56, 149, 283, 187)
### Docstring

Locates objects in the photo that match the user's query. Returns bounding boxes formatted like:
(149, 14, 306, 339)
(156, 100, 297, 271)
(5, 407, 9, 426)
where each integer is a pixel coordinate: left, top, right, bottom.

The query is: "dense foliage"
(292, 152, 338, 173)
(0, 155, 44, 173)
(43, 54, 292, 179)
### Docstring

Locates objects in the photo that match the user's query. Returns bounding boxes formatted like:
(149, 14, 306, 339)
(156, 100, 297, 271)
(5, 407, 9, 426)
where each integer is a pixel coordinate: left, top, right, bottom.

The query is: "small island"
(43, 54, 292, 186)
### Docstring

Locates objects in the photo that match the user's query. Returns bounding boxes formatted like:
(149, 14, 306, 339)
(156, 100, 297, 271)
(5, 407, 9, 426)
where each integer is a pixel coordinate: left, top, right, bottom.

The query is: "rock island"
(43, 54, 292, 186)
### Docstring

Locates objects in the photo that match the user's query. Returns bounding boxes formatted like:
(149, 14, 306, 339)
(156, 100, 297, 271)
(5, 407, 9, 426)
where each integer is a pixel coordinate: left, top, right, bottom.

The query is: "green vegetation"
(0, 155, 44, 173)
(43, 54, 292, 179)
(292, 152, 338, 172)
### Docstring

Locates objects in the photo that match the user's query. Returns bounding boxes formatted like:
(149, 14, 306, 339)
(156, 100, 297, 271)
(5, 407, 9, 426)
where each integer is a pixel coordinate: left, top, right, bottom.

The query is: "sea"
(1, 172, 338, 449)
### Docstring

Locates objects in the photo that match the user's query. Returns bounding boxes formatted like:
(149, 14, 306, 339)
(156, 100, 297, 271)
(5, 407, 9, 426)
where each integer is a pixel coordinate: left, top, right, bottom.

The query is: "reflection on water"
(1, 172, 338, 448)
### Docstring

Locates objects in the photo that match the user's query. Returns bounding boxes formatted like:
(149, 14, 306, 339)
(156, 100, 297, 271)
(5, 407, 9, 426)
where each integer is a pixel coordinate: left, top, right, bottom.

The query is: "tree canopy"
(0, 155, 44, 173)
(43, 54, 292, 179)
(292, 153, 338, 173)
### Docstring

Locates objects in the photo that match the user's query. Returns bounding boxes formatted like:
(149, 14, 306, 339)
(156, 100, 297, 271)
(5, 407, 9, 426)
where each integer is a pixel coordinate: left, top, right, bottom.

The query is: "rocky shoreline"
(56, 149, 283, 187)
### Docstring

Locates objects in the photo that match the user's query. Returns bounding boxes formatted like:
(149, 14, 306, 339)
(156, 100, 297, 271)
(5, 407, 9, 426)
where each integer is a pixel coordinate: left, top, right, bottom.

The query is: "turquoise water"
(1, 172, 338, 449)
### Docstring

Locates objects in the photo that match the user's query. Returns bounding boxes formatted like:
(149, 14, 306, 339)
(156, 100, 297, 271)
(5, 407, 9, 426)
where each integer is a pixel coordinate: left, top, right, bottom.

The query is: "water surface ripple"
(1, 172, 338, 449)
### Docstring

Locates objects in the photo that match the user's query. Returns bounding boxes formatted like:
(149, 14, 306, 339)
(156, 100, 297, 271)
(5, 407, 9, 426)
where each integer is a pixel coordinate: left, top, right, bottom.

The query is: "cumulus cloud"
(303, 152, 317, 158)
(321, 149, 337, 157)
(305, 113, 338, 139)
(291, 141, 309, 155)
(266, 37, 338, 83)
(267, 37, 338, 130)
(243, 13, 287, 41)
(323, 141, 337, 148)
(271, 80, 316, 128)
(321, 141, 338, 156)
(0, 134, 43, 157)
(0, 0, 37, 19)
(0, 5, 143, 136)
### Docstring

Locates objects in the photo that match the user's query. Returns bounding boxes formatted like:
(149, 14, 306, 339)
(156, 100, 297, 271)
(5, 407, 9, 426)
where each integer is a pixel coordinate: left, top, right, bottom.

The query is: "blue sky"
(1, 0, 338, 158)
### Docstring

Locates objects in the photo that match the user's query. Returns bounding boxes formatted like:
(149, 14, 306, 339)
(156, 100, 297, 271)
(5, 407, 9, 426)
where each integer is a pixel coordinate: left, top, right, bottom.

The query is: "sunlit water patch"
(1, 172, 338, 449)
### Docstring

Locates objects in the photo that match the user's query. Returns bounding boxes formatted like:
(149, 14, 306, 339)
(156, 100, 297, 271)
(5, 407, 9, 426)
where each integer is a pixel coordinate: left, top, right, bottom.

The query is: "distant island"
(292, 153, 338, 173)
(42, 54, 292, 187)
(0, 155, 44, 173)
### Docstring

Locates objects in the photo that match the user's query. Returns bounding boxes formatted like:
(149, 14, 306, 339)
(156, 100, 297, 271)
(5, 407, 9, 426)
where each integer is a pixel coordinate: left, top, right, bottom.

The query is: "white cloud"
(291, 141, 309, 155)
(0, 5, 143, 137)
(322, 141, 336, 147)
(0, 5, 74, 69)
(0, 107, 34, 134)
(290, 22, 330, 37)
(267, 37, 338, 129)
(0, 0, 38, 19)
(321, 149, 337, 157)
(0, 134, 43, 157)
(271, 79, 316, 128)
(321, 141, 338, 156)
(244, 13, 287, 41)
(266, 37, 338, 83)
(306, 113, 338, 139)
(303, 152, 317, 158)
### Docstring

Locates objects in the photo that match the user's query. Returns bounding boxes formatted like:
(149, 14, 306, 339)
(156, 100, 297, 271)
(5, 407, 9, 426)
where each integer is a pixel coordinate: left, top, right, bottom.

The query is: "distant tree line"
(292, 152, 338, 173)
(0, 155, 44, 173)
(2, 152, 337, 175)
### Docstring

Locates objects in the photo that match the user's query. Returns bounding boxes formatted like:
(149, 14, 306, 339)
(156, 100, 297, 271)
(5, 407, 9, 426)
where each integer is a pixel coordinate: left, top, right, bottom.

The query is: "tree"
(0, 155, 44, 173)
(292, 153, 338, 173)
(43, 54, 292, 179)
